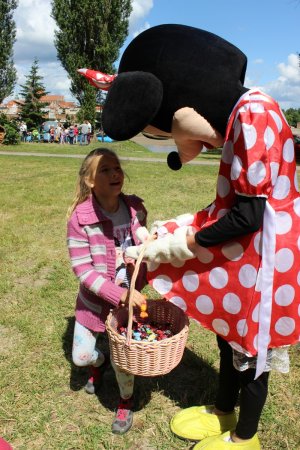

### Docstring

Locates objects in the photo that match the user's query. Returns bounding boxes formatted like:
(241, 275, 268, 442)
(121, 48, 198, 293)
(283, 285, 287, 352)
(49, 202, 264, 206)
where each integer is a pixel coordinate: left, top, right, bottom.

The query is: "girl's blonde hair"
(66, 147, 121, 219)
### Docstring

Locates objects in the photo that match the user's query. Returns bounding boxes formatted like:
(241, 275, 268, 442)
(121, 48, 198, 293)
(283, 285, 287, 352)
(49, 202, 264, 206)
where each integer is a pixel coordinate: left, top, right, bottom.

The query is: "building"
(0, 95, 80, 123)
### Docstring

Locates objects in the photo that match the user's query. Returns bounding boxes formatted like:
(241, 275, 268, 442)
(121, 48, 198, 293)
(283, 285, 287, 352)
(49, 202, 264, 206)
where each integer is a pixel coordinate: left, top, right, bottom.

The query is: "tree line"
(0, 0, 131, 133)
(0, 0, 299, 142)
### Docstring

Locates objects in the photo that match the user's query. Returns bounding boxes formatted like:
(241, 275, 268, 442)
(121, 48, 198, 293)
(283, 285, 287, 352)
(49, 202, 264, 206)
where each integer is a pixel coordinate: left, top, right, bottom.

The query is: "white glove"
(126, 226, 195, 263)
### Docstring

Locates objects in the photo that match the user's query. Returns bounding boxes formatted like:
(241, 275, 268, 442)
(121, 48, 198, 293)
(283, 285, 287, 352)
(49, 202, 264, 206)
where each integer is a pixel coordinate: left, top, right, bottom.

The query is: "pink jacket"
(67, 193, 147, 331)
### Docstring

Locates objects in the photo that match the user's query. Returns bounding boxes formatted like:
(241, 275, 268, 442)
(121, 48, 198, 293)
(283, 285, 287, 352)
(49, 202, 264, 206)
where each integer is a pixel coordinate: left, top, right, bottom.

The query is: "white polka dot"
(217, 208, 229, 219)
(242, 123, 257, 149)
(236, 319, 248, 337)
(293, 198, 300, 217)
(275, 248, 294, 273)
(238, 264, 257, 288)
(239, 104, 250, 113)
(170, 296, 187, 311)
(233, 119, 241, 143)
(208, 202, 216, 217)
(275, 211, 292, 235)
(212, 318, 230, 336)
(269, 110, 283, 132)
(217, 175, 230, 198)
(294, 171, 299, 191)
(250, 102, 265, 114)
(152, 275, 172, 295)
(283, 138, 295, 163)
(253, 335, 258, 351)
(297, 271, 300, 286)
(275, 317, 295, 336)
(264, 126, 275, 150)
(255, 268, 263, 292)
(254, 232, 262, 255)
(275, 284, 295, 306)
(196, 295, 214, 314)
(222, 140, 234, 164)
(196, 247, 214, 264)
(250, 94, 272, 103)
(298, 304, 300, 316)
(272, 175, 290, 200)
(247, 161, 266, 186)
(252, 303, 260, 323)
(270, 162, 279, 186)
(231, 155, 243, 180)
(209, 267, 229, 289)
(182, 270, 199, 292)
(223, 293, 241, 314)
(221, 242, 244, 261)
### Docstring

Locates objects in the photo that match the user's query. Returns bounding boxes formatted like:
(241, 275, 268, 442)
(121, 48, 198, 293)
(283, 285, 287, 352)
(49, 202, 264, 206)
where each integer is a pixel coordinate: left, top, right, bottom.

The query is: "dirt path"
(0, 150, 221, 165)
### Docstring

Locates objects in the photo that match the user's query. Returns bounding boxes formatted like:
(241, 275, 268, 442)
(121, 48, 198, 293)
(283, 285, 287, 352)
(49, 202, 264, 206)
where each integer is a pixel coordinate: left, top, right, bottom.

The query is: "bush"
(0, 113, 20, 145)
(2, 123, 20, 145)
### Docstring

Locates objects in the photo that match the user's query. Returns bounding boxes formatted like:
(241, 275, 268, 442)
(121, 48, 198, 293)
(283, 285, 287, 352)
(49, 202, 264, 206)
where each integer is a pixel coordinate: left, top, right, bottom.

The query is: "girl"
(66, 148, 147, 434)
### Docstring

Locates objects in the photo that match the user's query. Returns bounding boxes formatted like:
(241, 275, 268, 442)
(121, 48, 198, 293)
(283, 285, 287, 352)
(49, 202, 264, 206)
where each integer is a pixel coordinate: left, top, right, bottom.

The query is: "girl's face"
(86, 154, 124, 200)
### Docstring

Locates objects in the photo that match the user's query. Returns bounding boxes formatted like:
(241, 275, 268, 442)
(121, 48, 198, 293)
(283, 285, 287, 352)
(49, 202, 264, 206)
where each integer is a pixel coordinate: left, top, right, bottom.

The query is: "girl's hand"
(120, 289, 146, 308)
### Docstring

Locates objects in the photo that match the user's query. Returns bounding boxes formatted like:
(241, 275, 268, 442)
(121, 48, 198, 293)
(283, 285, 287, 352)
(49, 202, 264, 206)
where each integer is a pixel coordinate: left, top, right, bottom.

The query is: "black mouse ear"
(102, 71, 163, 141)
(167, 151, 182, 171)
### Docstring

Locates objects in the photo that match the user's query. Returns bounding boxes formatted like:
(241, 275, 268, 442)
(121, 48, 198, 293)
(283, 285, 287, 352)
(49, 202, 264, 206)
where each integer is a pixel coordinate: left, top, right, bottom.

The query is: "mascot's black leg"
(215, 336, 269, 439)
(215, 336, 240, 412)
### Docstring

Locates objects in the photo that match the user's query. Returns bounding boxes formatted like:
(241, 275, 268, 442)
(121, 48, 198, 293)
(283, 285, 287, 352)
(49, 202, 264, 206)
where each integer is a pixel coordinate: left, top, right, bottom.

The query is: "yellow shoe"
(193, 431, 261, 449)
(170, 405, 237, 441)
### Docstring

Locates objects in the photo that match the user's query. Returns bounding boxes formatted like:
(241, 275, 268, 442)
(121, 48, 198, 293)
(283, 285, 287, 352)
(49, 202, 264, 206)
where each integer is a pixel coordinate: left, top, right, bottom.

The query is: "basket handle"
(126, 234, 156, 346)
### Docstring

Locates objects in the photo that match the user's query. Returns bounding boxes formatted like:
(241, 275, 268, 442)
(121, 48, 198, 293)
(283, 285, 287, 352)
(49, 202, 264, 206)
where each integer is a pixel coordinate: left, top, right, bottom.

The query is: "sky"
(8, 0, 300, 109)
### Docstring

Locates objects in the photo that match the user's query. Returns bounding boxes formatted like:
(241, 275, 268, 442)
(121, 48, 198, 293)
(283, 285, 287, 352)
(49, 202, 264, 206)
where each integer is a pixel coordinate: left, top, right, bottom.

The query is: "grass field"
(0, 142, 299, 450)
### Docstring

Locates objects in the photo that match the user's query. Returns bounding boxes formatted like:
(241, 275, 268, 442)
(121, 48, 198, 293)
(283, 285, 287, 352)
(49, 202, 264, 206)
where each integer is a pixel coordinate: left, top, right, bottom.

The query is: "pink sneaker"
(111, 397, 134, 434)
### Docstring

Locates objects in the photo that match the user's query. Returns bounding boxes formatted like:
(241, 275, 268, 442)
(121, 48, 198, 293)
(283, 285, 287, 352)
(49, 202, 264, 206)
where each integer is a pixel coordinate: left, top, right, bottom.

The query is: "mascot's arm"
(194, 196, 266, 247)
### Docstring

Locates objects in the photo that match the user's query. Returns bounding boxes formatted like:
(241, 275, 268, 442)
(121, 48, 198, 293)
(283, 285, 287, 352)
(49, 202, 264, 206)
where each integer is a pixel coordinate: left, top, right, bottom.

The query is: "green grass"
(0, 148, 299, 450)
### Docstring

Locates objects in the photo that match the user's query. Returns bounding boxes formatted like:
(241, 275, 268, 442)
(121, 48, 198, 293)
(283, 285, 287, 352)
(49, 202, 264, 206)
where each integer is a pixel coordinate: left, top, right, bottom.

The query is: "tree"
(0, 0, 18, 104)
(283, 108, 300, 128)
(51, 0, 132, 125)
(19, 59, 49, 130)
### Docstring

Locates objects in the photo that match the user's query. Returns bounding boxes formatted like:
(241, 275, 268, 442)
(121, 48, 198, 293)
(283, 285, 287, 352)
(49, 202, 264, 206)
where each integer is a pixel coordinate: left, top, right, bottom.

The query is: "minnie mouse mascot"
(79, 24, 300, 449)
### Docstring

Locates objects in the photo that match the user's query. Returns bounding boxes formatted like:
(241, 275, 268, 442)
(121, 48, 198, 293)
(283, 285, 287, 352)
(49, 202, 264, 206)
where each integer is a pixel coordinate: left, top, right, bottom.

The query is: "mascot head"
(79, 24, 248, 169)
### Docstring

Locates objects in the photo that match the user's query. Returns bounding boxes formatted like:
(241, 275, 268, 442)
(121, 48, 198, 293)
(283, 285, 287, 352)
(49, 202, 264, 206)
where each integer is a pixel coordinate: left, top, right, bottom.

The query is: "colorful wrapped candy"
(118, 320, 173, 342)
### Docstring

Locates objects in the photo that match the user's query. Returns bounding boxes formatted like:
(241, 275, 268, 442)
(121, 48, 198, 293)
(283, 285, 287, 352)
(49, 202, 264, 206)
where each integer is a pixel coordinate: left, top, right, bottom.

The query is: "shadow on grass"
(62, 316, 219, 413)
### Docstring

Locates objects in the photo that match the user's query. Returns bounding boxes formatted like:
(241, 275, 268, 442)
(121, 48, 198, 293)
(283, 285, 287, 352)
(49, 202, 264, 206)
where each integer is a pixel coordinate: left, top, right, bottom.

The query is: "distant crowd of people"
(18, 119, 93, 145)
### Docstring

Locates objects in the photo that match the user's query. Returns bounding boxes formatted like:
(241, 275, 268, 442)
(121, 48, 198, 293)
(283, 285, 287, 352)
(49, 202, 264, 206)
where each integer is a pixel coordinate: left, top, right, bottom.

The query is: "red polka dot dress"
(148, 90, 300, 373)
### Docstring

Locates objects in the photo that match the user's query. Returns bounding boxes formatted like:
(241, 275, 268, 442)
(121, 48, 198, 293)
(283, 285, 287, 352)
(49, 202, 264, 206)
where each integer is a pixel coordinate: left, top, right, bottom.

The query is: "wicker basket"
(105, 238, 189, 376)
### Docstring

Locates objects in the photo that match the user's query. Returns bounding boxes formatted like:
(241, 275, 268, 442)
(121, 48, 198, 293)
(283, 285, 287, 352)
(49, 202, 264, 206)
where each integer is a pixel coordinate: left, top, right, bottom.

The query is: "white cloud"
(14, 0, 56, 62)
(263, 54, 300, 109)
(277, 54, 300, 83)
(128, 0, 153, 33)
